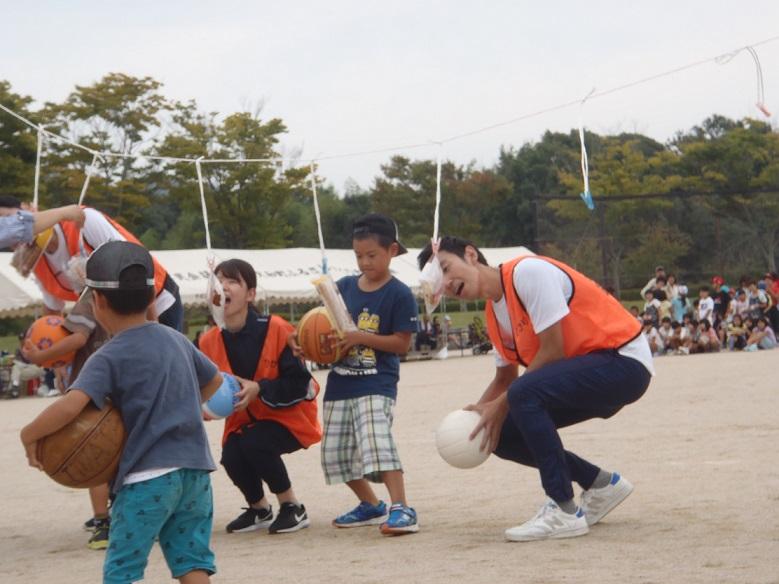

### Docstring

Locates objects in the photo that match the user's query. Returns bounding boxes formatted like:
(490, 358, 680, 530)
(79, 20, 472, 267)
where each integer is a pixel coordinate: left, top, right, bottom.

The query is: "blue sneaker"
(333, 500, 388, 528)
(380, 503, 419, 535)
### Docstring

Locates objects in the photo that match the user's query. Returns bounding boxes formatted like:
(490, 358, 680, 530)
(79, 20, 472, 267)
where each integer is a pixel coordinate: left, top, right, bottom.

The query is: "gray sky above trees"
(3, 0, 779, 192)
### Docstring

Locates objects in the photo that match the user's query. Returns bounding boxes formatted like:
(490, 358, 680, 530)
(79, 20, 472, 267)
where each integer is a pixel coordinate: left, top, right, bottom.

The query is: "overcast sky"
(2, 1, 778, 192)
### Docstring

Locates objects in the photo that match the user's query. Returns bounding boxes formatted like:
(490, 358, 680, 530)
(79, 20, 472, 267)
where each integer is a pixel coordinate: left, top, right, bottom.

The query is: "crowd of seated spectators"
(634, 265, 778, 356)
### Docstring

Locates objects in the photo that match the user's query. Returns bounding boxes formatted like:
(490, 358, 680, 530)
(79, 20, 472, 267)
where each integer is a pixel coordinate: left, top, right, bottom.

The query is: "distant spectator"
(745, 317, 776, 351)
(657, 317, 674, 353)
(763, 273, 779, 333)
(641, 265, 666, 298)
(7, 333, 44, 399)
(629, 306, 641, 321)
(664, 274, 680, 301)
(672, 284, 690, 323)
(695, 320, 720, 353)
(668, 321, 691, 355)
(643, 291, 661, 326)
(726, 314, 749, 351)
(697, 286, 714, 325)
(710, 277, 730, 325)
(747, 281, 770, 320)
(642, 318, 664, 356)
(729, 288, 750, 321)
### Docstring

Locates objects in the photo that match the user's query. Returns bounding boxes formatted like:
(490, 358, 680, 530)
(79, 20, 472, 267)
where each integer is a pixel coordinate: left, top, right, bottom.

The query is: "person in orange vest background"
(198, 258, 321, 535)
(29, 206, 183, 331)
(418, 236, 653, 543)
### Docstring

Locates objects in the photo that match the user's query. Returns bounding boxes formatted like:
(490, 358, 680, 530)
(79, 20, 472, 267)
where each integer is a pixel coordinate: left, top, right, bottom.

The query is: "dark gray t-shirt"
(71, 322, 218, 493)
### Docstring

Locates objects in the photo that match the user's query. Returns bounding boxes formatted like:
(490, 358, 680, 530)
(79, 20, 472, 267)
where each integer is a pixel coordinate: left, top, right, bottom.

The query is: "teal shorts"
(104, 469, 216, 584)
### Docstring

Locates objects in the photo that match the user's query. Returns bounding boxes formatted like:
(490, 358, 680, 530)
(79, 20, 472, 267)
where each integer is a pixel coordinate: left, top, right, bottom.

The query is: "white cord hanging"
(309, 161, 328, 275)
(32, 125, 44, 209)
(418, 142, 445, 315)
(578, 88, 596, 211)
(77, 152, 102, 206)
(195, 157, 211, 251)
(716, 45, 772, 118)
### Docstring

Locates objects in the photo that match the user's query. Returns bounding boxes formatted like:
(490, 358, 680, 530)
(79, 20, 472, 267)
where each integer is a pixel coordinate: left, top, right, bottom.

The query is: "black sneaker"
(83, 517, 96, 532)
(226, 506, 273, 533)
(269, 502, 310, 534)
(87, 518, 110, 550)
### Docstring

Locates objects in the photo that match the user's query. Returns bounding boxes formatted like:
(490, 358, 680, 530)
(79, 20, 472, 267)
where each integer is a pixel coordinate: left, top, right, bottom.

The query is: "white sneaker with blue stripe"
(580, 472, 634, 526)
(505, 499, 589, 542)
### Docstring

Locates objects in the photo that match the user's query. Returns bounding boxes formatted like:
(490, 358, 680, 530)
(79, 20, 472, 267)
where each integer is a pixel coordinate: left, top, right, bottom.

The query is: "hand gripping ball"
(37, 402, 126, 488)
(202, 373, 241, 420)
(435, 409, 490, 469)
(26, 315, 76, 368)
(297, 307, 341, 364)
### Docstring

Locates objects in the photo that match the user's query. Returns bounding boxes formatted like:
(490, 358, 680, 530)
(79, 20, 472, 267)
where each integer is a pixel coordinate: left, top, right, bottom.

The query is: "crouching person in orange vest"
(198, 259, 322, 535)
(418, 236, 653, 542)
(31, 206, 184, 331)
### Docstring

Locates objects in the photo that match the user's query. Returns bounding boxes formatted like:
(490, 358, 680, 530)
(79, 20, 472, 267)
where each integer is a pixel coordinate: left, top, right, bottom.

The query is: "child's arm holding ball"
(20, 389, 92, 469)
(23, 331, 88, 366)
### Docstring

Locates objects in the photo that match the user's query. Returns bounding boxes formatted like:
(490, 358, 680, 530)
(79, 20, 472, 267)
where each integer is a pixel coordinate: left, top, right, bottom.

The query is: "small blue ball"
(202, 373, 241, 420)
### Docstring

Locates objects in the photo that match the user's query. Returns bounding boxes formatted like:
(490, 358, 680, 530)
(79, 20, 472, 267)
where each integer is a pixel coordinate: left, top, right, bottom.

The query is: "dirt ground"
(1, 350, 777, 583)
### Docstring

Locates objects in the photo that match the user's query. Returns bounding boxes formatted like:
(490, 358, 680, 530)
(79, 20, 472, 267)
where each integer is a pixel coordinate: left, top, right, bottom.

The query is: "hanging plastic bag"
(206, 256, 225, 329)
(312, 274, 357, 334)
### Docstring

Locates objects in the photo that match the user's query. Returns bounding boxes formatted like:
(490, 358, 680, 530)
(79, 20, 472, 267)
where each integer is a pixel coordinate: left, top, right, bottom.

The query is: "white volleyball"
(435, 409, 490, 469)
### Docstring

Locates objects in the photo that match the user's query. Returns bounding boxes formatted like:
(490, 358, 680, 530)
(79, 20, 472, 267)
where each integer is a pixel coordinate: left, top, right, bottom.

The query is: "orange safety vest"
(198, 315, 322, 448)
(34, 209, 168, 301)
(484, 256, 641, 367)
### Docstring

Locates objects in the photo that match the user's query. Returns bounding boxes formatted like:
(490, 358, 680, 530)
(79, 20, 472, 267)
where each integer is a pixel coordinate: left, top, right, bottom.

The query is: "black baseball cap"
(85, 241, 155, 290)
(352, 213, 408, 255)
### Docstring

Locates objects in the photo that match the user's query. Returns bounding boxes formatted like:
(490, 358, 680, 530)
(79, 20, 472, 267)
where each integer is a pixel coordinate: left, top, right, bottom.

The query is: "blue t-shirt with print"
(71, 322, 218, 494)
(325, 275, 418, 401)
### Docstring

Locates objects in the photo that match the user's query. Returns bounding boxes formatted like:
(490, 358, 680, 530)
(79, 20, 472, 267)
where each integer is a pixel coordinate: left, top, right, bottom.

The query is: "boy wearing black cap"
(321, 213, 420, 535)
(21, 241, 223, 584)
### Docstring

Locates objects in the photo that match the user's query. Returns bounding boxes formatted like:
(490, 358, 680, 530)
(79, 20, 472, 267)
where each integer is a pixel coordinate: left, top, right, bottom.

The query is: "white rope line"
(309, 162, 328, 274)
(433, 142, 443, 243)
(194, 157, 211, 250)
(77, 152, 102, 206)
(0, 35, 777, 169)
(32, 125, 44, 209)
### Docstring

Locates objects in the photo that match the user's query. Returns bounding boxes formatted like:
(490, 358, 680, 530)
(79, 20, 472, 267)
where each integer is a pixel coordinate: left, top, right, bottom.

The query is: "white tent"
(0, 252, 47, 317)
(0, 246, 533, 315)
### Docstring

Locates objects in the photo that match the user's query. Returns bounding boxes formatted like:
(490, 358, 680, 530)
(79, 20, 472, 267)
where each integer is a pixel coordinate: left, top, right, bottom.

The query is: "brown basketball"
(298, 307, 341, 364)
(36, 402, 126, 488)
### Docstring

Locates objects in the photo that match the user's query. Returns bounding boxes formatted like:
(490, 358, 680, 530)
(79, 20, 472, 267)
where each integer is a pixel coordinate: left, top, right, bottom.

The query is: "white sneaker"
(36, 384, 51, 397)
(580, 473, 634, 526)
(505, 499, 589, 542)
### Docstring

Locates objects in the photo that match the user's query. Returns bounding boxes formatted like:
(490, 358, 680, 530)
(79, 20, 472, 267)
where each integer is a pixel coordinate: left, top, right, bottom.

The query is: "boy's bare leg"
(346, 478, 380, 505)
(179, 569, 209, 584)
(382, 470, 407, 506)
(89, 483, 110, 518)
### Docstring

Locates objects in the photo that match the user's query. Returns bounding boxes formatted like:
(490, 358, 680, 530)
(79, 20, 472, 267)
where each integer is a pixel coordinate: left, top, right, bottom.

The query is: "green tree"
(38, 73, 172, 231)
(152, 102, 308, 249)
(0, 81, 39, 201)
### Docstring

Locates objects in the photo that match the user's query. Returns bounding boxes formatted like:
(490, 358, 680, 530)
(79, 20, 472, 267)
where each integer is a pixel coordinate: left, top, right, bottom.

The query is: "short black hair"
(417, 235, 488, 270)
(95, 265, 155, 315)
(0, 196, 22, 209)
(352, 231, 394, 249)
(699, 286, 710, 293)
(214, 258, 256, 290)
(661, 316, 671, 323)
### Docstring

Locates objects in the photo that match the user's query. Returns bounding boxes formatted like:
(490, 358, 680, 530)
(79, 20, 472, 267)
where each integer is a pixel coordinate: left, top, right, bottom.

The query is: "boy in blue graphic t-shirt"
(321, 213, 419, 535)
